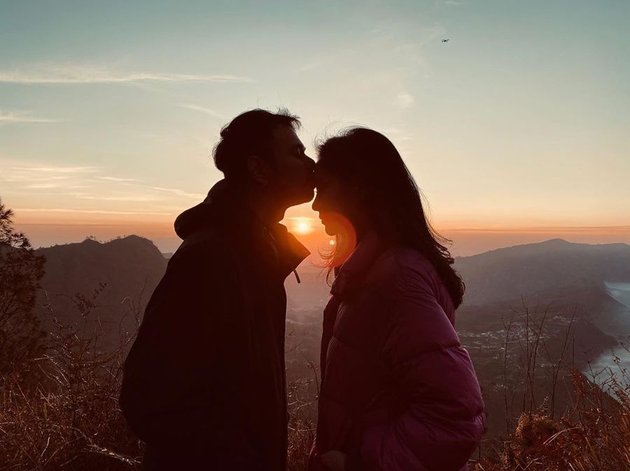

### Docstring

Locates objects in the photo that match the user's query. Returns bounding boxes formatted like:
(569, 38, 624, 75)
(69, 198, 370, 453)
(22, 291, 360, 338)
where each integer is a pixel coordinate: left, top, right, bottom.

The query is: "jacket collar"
(330, 232, 386, 298)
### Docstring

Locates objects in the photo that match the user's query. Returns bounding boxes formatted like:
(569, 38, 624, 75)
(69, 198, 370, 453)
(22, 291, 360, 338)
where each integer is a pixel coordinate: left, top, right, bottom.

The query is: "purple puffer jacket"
(310, 235, 485, 471)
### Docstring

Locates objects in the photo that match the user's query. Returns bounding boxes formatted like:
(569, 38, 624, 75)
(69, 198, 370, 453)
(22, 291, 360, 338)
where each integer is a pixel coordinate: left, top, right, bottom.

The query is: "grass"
(1, 298, 628, 470)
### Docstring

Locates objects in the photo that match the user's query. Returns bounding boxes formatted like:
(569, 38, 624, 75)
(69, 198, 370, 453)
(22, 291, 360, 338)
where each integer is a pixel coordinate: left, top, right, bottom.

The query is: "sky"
(1, 0, 629, 256)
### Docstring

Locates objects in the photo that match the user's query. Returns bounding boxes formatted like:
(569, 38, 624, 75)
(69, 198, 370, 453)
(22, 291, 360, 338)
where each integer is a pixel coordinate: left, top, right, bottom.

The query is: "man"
(120, 109, 315, 470)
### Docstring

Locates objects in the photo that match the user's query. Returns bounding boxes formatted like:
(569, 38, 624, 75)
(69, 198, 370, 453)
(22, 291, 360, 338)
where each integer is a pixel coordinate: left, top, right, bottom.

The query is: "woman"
(309, 128, 485, 471)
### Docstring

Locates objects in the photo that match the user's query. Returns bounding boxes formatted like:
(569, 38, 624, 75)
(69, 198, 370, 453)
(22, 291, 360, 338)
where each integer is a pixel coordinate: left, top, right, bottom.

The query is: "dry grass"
(473, 305, 630, 471)
(473, 370, 629, 471)
(0, 309, 142, 470)
(0, 294, 315, 471)
(3, 296, 627, 470)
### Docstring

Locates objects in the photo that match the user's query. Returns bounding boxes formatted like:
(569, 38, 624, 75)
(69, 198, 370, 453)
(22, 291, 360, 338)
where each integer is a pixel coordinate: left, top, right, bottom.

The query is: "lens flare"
(320, 212, 357, 267)
(291, 217, 314, 235)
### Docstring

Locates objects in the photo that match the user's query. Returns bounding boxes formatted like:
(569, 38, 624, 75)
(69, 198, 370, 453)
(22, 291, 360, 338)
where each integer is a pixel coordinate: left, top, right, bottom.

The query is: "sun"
(292, 218, 314, 235)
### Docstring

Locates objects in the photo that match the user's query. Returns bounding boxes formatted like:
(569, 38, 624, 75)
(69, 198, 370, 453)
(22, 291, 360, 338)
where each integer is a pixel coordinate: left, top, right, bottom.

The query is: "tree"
(0, 198, 45, 373)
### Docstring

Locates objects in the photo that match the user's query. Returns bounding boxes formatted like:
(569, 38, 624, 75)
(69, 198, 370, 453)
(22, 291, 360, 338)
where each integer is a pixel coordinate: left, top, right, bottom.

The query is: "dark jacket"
(120, 180, 309, 471)
(310, 235, 485, 471)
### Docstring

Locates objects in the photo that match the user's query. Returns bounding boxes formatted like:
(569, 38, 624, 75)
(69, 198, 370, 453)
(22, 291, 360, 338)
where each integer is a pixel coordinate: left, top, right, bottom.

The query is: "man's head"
(213, 109, 315, 209)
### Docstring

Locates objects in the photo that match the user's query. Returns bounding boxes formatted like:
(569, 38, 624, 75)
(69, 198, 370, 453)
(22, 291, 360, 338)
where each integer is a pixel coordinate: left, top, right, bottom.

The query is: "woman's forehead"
(314, 167, 335, 184)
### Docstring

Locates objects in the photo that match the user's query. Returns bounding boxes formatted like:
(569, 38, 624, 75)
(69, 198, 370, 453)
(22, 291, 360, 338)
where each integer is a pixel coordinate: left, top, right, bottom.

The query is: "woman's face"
(312, 167, 361, 236)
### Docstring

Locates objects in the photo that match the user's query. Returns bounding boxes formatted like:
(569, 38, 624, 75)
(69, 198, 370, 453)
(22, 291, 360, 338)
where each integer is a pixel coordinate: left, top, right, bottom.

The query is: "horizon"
(2, 1, 629, 255)
(15, 213, 630, 258)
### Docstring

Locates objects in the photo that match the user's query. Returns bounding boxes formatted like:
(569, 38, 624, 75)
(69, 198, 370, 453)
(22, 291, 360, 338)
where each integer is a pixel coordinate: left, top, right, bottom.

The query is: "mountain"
(35, 236, 167, 351)
(455, 239, 630, 306)
(30, 236, 630, 437)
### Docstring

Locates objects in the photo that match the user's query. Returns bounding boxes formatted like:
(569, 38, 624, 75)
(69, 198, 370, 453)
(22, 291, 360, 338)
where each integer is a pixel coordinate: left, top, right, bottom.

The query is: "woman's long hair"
(317, 128, 465, 308)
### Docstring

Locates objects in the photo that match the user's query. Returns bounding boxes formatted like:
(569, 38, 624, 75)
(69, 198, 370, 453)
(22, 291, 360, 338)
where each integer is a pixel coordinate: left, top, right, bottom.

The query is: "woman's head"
(312, 127, 465, 307)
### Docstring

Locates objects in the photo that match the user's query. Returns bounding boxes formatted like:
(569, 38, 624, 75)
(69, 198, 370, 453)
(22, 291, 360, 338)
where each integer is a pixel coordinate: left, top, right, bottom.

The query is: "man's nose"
(311, 193, 320, 211)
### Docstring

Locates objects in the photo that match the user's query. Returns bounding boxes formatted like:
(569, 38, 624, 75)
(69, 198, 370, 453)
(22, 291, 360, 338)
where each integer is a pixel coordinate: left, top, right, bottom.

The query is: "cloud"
(396, 93, 415, 109)
(10, 166, 99, 173)
(0, 65, 254, 85)
(98, 176, 138, 183)
(179, 103, 225, 119)
(14, 207, 171, 216)
(24, 183, 62, 189)
(1, 165, 101, 184)
(381, 128, 413, 142)
(147, 186, 205, 200)
(0, 110, 63, 124)
(94, 176, 205, 200)
(2, 163, 204, 205)
(74, 194, 162, 202)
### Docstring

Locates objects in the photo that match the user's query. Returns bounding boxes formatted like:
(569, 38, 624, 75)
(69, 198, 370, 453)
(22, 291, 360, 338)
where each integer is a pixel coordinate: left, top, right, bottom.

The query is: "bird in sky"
(442, 38, 450, 43)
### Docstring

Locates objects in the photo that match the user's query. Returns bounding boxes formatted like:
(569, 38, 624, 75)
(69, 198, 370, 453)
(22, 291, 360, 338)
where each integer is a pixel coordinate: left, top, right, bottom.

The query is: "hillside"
(455, 239, 630, 306)
(30, 236, 630, 438)
(36, 236, 167, 351)
(285, 239, 630, 437)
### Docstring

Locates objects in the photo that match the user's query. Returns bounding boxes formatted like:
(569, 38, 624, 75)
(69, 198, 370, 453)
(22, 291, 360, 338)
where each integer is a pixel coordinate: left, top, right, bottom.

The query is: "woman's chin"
(323, 224, 339, 236)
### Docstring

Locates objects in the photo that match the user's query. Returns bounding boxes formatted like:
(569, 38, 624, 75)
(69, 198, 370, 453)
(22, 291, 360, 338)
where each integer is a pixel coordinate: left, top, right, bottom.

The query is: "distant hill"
(455, 239, 630, 306)
(31, 235, 630, 437)
(36, 236, 167, 351)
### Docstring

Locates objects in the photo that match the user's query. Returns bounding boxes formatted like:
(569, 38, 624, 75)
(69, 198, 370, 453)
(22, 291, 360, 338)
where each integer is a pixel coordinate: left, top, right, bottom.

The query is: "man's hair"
(213, 108, 301, 180)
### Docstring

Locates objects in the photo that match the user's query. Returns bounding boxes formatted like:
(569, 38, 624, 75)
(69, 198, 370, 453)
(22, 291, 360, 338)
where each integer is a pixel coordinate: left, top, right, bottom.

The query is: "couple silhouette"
(120, 109, 485, 471)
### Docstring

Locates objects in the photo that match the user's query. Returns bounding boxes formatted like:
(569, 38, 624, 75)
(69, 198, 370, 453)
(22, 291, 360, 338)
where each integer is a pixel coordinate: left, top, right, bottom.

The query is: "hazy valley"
(32, 236, 630, 439)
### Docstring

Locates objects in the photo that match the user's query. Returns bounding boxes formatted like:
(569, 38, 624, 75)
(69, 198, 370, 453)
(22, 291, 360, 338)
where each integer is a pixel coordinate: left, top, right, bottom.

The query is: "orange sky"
(14, 210, 630, 258)
(3, 2, 629, 255)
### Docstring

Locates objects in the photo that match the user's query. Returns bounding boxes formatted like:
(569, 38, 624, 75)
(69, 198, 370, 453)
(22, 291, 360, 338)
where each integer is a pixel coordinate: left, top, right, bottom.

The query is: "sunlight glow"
(292, 217, 314, 235)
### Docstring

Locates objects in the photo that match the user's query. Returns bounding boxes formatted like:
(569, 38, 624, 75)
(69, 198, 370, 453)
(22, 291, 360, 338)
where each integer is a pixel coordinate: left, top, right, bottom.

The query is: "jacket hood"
(174, 180, 230, 240)
(174, 179, 310, 278)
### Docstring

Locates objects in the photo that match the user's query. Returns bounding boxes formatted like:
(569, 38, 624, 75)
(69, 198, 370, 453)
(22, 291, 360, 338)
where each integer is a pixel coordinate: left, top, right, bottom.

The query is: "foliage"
(473, 371, 630, 471)
(472, 305, 630, 470)
(0, 198, 46, 373)
(0, 283, 315, 470)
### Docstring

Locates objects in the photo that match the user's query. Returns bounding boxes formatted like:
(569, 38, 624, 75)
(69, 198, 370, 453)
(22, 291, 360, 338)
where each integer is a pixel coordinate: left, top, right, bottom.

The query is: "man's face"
(267, 125, 315, 207)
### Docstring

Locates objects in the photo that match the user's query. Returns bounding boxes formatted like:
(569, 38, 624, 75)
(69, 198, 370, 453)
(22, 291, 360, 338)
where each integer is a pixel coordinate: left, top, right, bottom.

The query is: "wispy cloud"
(10, 165, 99, 174)
(74, 194, 162, 202)
(24, 183, 62, 189)
(2, 163, 204, 204)
(381, 128, 413, 142)
(95, 176, 205, 200)
(98, 176, 138, 183)
(0, 65, 254, 85)
(0, 110, 63, 125)
(147, 186, 205, 200)
(15, 207, 171, 216)
(396, 93, 415, 109)
(179, 103, 225, 119)
(1, 165, 100, 184)
(3, 166, 100, 183)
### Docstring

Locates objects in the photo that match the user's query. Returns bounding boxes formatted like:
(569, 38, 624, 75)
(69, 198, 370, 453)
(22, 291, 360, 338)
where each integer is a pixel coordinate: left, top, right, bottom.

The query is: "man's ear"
(246, 155, 272, 185)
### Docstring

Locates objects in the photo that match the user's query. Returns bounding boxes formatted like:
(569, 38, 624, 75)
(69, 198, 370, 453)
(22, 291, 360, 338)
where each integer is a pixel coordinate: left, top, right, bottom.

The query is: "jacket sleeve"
(119, 242, 239, 447)
(353, 265, 484, 471)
